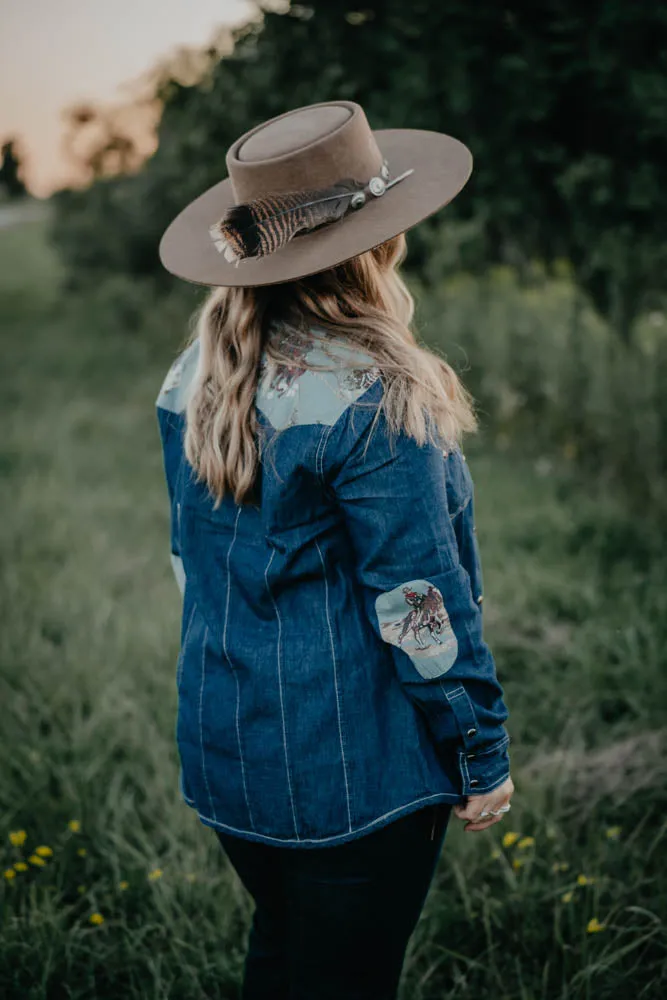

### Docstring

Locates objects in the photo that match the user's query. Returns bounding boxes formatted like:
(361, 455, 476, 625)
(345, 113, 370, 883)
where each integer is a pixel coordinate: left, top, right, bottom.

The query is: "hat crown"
(226, 101, 384, 203)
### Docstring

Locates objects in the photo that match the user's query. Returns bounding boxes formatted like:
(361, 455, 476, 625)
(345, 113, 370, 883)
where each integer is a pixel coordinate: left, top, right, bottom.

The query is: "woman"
(156, 101, 514, 1000)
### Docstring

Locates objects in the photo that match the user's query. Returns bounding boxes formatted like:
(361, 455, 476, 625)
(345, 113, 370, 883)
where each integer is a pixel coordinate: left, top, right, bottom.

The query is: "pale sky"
(0, 0, 258, 195)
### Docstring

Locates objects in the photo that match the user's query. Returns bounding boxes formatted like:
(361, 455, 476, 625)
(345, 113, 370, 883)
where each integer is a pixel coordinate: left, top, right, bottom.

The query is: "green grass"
(1, 222, 666, 999)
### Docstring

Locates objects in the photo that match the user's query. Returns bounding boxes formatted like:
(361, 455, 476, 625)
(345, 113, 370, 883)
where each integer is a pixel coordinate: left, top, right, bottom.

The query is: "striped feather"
(209, 179, 366, 262)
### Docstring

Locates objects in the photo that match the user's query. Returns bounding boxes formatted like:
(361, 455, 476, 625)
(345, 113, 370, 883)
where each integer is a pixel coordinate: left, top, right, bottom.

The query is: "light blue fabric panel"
(256, 327, 380, 430)
(375, 578, 459, 679)
(170, 552, 186, 595)
(156, 340, 201, 414)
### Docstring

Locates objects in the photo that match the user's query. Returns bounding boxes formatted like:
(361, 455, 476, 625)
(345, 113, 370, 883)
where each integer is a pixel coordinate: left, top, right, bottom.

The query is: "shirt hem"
(181, 790, 463, 848)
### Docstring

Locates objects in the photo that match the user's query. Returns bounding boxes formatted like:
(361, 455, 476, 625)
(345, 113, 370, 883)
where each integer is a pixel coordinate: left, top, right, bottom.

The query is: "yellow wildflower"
(577, 874, 595, 886)
(502, 831, 520, 848)
(490, 848, 501, 860)
(3, 869, 16, 881)
(561, 890, 574, 903)
(148, 868, 163, 881)
(605, 825, 622, 840)
(517, 836, 535, 849)
(28, 855, 45, 867)
(512, 857, 525, 869)
(14, 862, 28, 872)
(559, 862, 570, 871)
(89, 912, 105, 926)
(9, 830, 27, 847)
(587, 917, 606, 933)
(77, 848, 87, 858)
(118, 880, 129, 891)
(68, 820, 81, 833)
(77, 885, 86, 894)
(35, 845, 53, 858)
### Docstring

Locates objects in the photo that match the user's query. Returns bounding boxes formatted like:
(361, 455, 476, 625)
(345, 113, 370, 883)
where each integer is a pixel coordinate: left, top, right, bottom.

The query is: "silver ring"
(473, 802, 511, 821)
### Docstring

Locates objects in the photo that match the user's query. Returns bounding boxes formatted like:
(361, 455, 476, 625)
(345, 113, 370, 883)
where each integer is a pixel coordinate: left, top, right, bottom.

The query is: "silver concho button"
(369, 176, 387, 197)
(350, 192, 366, 209)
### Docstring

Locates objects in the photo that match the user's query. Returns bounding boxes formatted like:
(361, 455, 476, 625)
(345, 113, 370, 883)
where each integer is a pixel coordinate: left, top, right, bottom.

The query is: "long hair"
(183, 233, 477, 506)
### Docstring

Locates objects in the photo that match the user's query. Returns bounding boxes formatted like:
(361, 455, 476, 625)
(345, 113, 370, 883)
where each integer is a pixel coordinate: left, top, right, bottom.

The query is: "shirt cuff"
(457, 732, 511, 796)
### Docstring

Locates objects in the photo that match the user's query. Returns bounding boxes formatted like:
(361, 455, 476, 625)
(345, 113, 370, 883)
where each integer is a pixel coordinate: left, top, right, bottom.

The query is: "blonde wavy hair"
(184, 233, 477, 506)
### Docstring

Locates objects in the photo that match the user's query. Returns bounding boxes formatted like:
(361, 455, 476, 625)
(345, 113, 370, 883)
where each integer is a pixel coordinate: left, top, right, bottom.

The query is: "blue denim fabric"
(155, 326, 511, 848)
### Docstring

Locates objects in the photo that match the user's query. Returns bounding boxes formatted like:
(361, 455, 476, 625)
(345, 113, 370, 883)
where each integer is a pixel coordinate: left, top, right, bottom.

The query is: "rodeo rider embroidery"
(375, 579, 459, 679)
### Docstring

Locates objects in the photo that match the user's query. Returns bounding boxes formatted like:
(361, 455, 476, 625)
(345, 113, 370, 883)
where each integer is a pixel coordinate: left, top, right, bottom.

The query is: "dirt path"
(0, 200, 47, 229)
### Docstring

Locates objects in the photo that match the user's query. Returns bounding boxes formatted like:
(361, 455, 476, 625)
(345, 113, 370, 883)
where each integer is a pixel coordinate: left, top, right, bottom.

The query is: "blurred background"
(2, 2, 666, 997)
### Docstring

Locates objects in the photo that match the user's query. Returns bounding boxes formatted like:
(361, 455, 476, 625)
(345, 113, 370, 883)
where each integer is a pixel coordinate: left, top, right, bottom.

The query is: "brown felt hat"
(159, 100, 473, 287)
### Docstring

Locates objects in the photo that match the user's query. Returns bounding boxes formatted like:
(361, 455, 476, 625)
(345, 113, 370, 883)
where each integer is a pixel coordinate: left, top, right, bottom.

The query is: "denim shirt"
(155, 325, 511, 848)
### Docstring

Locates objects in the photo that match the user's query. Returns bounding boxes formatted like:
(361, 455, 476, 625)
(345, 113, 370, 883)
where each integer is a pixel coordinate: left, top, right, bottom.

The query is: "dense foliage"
(0, 140, 27, 200)
(51, 0, 667, 340)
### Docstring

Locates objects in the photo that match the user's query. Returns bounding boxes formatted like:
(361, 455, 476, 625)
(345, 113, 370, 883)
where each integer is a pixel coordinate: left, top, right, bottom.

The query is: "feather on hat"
(159, 100, 473, 287)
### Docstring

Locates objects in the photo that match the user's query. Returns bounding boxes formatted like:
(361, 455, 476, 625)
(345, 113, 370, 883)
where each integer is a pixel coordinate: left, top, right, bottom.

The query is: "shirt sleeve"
(155, 340, 201, 598)
(156, 406, 187, 597)
(322, 382, 511, 797)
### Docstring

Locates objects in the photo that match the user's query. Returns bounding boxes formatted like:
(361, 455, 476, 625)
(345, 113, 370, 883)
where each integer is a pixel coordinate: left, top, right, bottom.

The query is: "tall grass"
(417, 260, 667, 525)
(1, 223, 665, 998)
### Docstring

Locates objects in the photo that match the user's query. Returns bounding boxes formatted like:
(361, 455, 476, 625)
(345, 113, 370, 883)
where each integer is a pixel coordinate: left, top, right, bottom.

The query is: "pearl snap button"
(467, 727, 477, 737)
(466, 753, 476, 760)
(469, 778, 480, 787)
(477, 594, 484, 604)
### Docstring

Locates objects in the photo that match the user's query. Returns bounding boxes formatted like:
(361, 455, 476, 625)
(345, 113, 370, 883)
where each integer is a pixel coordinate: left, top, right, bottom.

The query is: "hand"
(453, 775, 514, 833)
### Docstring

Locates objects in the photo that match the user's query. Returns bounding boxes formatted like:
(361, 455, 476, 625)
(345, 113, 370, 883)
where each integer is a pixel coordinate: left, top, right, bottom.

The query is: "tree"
(0, 139, 27, 199)
(50, 0, 667, 338)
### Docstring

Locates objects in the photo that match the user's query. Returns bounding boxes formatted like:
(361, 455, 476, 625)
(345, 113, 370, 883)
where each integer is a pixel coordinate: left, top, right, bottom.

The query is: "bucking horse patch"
(375, 579, 459, 679)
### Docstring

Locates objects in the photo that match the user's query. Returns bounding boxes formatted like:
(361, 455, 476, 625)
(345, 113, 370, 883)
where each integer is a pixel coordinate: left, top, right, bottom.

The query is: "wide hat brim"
(159, 129, 472, 287)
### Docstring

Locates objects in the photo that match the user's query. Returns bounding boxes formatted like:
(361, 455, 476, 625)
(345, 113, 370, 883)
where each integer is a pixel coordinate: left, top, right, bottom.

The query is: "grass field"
(1, 219, 666, 999)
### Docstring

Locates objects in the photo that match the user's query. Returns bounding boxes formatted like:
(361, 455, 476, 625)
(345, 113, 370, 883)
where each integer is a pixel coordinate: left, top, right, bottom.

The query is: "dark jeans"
(216, 802, 453, 1000)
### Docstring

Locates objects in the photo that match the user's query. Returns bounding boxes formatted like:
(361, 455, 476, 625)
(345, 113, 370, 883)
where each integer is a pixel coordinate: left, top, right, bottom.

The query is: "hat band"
(209, 159, 414, 265)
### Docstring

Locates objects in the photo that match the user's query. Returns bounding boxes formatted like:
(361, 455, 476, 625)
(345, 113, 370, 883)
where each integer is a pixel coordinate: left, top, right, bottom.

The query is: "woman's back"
(156, 323, 509, 847)
(155, 99, 514, 997)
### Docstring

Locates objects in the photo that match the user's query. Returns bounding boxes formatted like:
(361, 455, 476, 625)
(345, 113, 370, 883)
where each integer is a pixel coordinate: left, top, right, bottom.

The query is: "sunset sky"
(0, 0, 259, 196)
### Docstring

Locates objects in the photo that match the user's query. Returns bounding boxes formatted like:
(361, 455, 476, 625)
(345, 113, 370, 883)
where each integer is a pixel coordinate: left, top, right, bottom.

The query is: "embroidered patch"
(375, 579, 458, 679)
